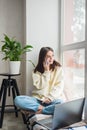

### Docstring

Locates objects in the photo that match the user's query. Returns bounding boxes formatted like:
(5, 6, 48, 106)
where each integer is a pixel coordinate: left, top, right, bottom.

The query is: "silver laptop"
(37, 98, 85, 130)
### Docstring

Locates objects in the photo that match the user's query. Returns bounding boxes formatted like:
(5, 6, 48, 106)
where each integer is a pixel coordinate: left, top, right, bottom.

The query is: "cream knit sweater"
(32, 67, 64, 101)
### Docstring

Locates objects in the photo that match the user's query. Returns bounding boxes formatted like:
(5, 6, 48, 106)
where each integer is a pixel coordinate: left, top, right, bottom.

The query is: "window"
(63, 49, 85, 100)
(63, 0, 85, 45)
(61, 0, 86, 101)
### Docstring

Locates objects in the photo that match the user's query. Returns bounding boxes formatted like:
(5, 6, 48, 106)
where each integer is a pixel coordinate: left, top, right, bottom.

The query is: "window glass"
(63, 49, 85, 101)
(64, 0, 85, 44)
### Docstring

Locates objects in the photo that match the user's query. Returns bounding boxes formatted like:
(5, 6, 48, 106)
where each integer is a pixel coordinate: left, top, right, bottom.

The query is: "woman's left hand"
(42, 97, 51, 104)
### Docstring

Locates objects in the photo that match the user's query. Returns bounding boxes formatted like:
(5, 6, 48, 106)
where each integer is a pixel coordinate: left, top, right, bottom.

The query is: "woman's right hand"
(43, 59, 50, 71)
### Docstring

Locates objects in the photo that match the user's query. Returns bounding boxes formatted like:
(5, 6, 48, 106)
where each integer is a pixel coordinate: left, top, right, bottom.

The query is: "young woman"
(14, 47, 64, 115)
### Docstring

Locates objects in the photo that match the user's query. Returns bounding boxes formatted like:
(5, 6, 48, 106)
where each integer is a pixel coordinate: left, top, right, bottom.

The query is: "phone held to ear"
(43, 58, 50, 68)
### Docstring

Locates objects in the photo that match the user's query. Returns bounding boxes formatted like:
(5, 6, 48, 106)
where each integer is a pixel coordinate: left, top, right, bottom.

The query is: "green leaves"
(22, 45, 33, 54)
(1, 34, 33, 61)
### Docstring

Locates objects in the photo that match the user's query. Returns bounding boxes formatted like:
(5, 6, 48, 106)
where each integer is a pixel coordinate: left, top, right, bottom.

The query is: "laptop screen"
(52, 98, 85, 130)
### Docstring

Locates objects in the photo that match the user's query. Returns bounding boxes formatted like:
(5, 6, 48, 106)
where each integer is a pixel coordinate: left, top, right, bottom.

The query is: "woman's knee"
(14, 95, 40, 111)
(14, 95, 36, 107)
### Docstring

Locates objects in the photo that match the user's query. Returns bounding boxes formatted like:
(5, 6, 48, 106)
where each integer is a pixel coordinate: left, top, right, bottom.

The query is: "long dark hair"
(34, 47, 61, 73)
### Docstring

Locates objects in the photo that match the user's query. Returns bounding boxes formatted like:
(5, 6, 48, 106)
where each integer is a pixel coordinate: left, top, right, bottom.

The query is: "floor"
(0, 112, 27, 130)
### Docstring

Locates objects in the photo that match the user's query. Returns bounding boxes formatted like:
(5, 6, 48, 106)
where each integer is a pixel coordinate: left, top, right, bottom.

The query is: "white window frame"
(59, 0, 87, 120)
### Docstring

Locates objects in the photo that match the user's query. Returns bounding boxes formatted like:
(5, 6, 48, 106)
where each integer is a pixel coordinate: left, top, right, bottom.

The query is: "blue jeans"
(14, 95, 62, 115)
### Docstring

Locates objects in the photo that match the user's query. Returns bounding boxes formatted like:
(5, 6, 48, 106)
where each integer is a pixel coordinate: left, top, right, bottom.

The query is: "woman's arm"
(32, 71, 50, 89)
(47, 67, 64, 101)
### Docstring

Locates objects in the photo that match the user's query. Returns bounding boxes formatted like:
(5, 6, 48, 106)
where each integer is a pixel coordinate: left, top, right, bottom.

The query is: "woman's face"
(45, 50, 54, 65)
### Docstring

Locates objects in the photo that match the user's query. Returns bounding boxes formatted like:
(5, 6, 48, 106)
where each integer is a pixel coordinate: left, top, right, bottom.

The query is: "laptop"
(37, 98, 85, 130)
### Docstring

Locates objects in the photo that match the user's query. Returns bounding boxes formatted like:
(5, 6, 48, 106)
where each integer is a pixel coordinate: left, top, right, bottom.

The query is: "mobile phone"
(45, 59, 49, 65)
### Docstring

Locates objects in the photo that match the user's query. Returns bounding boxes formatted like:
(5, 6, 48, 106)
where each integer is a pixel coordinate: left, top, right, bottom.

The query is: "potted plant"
(1, 34, 33, 74)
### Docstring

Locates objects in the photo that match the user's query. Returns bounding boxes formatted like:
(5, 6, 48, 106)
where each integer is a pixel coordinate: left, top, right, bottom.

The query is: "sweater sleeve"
(32, 71, 50, 89)
(47, 67, 64, 101)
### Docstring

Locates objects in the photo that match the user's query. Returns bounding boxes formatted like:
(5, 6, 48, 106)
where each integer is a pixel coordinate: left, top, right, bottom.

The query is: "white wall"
(25, 0, 60, 95)
(0, 0, 24, 104)
(0, 0, 23, 73)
